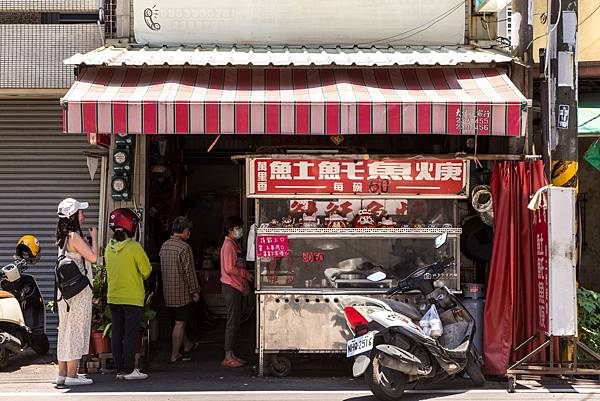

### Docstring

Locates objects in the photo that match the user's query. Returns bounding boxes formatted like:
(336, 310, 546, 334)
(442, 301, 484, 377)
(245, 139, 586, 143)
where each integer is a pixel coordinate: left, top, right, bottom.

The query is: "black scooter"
(0, 257, 50, 368)
(341, 234, 484, 401)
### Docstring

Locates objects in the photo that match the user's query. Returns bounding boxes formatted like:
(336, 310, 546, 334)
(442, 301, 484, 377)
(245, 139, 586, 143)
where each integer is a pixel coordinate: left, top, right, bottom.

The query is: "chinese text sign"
(251, 159, 467, 196)
(532, 207, 549, 333)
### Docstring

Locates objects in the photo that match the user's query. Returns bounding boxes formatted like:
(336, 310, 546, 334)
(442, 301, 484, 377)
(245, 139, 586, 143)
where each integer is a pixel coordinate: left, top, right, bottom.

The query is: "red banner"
(532, 206, 549, 333)
(249, 158, 467, 196)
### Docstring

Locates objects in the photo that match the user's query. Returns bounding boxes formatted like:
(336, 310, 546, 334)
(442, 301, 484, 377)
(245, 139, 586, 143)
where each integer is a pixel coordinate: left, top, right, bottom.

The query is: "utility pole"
(546, 0, 578, 188)
(544, 0, 579, 365)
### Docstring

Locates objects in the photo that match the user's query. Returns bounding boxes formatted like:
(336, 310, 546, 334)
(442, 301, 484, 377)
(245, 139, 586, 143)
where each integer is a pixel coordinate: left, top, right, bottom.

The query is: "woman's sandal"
(220, 358, 243, 368)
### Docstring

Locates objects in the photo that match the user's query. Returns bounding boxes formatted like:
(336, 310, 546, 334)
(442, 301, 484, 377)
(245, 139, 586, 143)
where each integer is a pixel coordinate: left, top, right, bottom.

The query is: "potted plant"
(89, 265, 157, 356)
(90, 265, 111, 354)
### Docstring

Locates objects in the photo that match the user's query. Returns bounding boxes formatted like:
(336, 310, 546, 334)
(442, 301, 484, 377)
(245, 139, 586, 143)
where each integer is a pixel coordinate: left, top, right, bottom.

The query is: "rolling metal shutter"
(0, 99, 101, 348)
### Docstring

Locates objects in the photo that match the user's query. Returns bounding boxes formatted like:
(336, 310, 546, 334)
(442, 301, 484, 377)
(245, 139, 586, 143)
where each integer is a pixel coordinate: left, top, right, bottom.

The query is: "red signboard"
(532, 205, 549, 333)
(256, 235, 289, 258)
(249, 158, 467, 196)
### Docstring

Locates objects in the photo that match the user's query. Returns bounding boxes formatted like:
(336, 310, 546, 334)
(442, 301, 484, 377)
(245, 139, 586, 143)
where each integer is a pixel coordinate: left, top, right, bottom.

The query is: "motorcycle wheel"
(0, 347, 9, 369)
(365, 351, 407, 401)
(30, 334, 49, 356)
(465, 349, 485, 387)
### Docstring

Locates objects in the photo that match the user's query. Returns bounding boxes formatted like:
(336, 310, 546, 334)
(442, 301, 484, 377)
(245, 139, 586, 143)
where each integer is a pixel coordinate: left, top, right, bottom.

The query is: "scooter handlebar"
(386, 257, 455, 295)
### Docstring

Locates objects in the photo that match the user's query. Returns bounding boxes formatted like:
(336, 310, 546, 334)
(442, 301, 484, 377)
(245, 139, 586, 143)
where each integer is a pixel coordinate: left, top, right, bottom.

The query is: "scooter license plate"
(347, 331, 375, 358)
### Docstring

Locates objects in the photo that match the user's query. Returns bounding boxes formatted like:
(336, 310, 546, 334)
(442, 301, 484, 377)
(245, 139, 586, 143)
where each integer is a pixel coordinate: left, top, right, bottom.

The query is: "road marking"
(0, 388, 599, 397)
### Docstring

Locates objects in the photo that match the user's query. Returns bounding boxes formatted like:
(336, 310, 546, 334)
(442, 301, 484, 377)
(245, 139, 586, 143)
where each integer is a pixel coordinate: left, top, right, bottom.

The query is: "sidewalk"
(0, 348, 489, 393)
(1, 348, 599, 396)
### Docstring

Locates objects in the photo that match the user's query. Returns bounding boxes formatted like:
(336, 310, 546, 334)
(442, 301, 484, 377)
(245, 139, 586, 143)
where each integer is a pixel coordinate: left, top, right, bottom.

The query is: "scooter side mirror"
(366, 272, 387, 282)
(434, 233, 448, 249)
(1, 263, 21, 282)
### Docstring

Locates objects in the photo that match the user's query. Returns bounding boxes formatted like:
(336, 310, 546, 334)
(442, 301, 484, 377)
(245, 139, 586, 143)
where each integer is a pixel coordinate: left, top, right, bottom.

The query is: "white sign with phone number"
(134, 0, 465, 46)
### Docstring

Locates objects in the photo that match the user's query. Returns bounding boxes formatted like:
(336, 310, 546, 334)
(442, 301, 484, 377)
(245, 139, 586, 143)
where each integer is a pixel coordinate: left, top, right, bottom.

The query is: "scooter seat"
(383, 299, 422, 321)
(0, 290, 15, 298)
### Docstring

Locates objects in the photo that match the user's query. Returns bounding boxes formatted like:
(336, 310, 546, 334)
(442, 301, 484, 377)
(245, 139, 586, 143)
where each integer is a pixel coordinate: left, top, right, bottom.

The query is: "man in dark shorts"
(159, 216, 200, 363)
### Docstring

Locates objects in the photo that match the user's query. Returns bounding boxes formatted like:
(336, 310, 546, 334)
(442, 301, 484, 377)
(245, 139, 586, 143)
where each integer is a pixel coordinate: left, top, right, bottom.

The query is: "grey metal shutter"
(0, 99, 101, 348)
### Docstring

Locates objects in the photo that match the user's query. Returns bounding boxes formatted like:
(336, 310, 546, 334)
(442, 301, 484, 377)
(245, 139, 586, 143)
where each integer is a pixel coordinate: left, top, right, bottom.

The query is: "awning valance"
(61, 67, 527, 136)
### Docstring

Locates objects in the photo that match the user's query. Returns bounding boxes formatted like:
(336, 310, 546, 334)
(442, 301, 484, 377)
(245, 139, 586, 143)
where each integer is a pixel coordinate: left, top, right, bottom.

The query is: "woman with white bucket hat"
(55, 198, 98, 386)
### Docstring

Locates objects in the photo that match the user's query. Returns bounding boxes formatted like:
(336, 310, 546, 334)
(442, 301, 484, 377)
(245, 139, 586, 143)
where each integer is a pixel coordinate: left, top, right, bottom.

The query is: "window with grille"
(0, 1, 104, 89)
(104, 0, 116, 38)
(498, 5, 512, 40)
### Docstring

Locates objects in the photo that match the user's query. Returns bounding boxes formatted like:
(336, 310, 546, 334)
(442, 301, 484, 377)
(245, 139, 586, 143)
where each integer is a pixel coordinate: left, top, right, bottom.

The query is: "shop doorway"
(144, 136, 255, 355)
(141, 133, 505, 360)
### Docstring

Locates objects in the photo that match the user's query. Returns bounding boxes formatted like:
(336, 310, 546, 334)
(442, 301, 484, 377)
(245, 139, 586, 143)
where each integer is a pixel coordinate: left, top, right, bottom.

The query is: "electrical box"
(111, 134, 135, 201)
(532, 187, 577, 337)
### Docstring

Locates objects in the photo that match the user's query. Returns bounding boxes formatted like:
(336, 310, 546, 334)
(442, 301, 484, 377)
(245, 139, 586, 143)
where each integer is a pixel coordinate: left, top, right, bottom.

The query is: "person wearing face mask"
(220, 216, 253, 368)
(159, 216, 201, 363)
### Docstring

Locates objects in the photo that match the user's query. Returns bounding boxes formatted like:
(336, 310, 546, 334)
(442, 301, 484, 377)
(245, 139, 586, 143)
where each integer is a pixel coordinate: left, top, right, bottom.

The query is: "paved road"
(1, 388, 600, 401)
(1, 351, 599, 401)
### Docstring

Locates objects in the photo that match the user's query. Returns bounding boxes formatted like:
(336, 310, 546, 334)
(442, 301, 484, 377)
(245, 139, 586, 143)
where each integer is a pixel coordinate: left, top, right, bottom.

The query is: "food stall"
(245, 155, 469, 376)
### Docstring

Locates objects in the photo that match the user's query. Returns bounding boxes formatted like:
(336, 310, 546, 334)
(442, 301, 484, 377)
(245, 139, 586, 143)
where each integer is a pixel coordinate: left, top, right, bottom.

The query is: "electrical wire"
(579, 3, 600, 27)
(544, 0, 561, 77)
(354, 0, 466, 46)
(526, 2, 600, 52)
(480, 14, 512, 49)
(385, 2, 466, 44)
(581, 36, 600, 54)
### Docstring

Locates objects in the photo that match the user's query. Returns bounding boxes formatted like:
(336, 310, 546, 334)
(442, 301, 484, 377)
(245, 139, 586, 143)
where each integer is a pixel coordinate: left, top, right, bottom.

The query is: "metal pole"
(548, 0, 579, 188)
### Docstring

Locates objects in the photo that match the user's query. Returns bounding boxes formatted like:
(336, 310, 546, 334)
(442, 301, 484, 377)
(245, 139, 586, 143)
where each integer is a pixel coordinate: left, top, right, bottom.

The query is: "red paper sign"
(256, 235, 289, 258)
(250, 159, 467, 196)
(532, 206, 549, 333)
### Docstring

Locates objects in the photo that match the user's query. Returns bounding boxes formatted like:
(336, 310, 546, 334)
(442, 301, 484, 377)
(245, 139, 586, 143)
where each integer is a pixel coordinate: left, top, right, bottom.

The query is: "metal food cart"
(245, 155, 468, 376)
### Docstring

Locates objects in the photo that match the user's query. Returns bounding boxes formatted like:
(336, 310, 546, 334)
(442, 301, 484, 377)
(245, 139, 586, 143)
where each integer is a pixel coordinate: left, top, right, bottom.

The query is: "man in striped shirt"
(159, 216, 200, 363)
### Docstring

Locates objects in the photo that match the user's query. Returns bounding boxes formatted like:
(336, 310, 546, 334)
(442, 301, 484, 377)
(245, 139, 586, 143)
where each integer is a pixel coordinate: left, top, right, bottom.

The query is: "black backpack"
(54, 247, 91, 311)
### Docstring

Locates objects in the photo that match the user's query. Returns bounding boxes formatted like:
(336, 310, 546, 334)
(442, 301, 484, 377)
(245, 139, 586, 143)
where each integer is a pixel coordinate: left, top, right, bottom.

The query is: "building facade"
(0, 2, 105, 346)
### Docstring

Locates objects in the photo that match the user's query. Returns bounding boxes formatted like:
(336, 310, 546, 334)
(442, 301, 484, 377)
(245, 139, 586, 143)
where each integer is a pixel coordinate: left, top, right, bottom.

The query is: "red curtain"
(483, 160, 546, 375)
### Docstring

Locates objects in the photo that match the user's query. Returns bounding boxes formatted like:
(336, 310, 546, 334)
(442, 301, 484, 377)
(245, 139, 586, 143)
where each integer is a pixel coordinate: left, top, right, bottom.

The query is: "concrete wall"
(533, 0, 600, 63)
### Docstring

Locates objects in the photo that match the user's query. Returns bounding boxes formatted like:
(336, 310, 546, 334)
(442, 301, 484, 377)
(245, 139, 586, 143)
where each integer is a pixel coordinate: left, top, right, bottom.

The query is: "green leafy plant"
(90, 263, 156, 339)
(91, 266, 108, 333)
(99, 307, 112, 338)
(577, 288, 600, 357)
(45, 301, 55, 312)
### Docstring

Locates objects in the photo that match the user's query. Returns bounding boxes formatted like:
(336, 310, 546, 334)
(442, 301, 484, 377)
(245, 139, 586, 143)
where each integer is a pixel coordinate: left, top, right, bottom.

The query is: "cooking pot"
(337, 257, 369, 272)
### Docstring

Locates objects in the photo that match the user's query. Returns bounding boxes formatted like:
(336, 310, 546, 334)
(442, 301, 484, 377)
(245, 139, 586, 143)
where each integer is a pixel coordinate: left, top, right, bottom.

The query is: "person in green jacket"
(104, 208, 152, 381)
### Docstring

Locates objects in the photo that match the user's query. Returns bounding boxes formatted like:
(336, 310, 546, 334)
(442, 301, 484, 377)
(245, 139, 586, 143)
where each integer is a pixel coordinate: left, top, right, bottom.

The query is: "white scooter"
(0, 250, 49, 369)
(341, 234, 484, 401)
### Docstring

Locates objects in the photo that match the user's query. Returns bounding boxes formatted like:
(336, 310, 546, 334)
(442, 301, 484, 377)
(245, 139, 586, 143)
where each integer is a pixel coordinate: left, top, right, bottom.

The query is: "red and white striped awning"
(61, 67, 528, 136)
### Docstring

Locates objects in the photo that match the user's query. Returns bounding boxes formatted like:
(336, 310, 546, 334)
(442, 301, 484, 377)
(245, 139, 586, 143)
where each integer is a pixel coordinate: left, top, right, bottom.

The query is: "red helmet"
(109, 208, 140, 237)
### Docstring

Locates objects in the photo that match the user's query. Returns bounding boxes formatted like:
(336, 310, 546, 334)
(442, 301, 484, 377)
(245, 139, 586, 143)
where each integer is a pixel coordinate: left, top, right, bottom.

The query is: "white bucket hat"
(57, 198, 89, 218)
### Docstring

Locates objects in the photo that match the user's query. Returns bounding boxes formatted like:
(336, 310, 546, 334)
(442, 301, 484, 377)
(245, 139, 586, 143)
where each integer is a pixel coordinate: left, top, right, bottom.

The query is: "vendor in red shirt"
(220, 216, 253, 368)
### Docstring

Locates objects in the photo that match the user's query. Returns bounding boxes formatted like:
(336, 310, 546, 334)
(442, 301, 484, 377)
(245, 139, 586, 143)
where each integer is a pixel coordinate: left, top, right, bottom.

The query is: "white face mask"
(233, 228, 244, 239)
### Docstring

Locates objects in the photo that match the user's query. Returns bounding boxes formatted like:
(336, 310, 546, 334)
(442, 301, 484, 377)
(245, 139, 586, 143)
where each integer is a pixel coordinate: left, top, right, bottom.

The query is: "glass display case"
(256, 198, 460, 291)
(245, 156, 468, 376)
